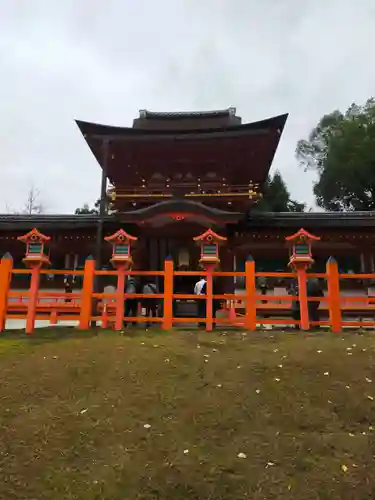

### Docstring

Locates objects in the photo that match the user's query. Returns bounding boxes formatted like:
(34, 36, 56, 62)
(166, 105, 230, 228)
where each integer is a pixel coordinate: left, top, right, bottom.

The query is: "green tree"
(75, 202, 98, 215)
(296, 98, 375, 211)
(75, 198, 115, 215)
(256, 172, 305, 212)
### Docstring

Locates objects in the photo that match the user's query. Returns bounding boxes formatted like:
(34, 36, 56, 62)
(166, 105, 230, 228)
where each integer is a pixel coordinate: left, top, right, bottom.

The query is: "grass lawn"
(0, 328, 375, 499)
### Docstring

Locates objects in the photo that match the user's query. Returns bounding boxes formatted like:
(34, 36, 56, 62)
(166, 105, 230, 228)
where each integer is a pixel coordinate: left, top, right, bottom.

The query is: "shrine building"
(1, 108, 375, 291)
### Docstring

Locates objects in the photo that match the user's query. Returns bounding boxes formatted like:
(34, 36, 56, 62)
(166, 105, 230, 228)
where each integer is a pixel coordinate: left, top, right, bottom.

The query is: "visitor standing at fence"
(289, 278, 324, 329)
(142, 280, 159, 329)
(125, 274, 139, 326)
(194, 276, 221, 328)
(64, 277, 73, 303)
(194, 276, 207, 327)
(307, 278, 324, 326)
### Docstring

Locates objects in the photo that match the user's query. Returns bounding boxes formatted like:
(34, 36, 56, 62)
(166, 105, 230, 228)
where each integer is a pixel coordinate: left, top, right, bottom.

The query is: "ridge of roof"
(138, 108, 236, 119)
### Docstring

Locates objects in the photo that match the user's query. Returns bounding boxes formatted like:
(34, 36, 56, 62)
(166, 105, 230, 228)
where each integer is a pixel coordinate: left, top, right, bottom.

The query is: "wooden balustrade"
(0, 253, 375, 334)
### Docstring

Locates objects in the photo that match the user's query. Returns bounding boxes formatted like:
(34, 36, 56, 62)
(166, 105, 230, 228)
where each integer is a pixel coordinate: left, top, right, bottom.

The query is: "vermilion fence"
(0, 254, 375, 334)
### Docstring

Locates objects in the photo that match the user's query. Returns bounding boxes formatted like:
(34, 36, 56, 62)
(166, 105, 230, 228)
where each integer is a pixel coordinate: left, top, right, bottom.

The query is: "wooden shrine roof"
(75, 113, 288, 188)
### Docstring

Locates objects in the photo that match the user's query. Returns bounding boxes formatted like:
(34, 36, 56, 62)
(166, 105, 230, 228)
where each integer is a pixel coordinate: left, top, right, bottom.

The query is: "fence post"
(326, 257, 341, 333)
(245, 255, 256, 330)
(114, 265, 126, 331)
(206, 267, 214, 331)
(79, 256, 95, 330)
(0, 253, 13, 332)
(162, 257, 173, 331)
(25, 264, 41, 335)
(296, 266, 310, 330)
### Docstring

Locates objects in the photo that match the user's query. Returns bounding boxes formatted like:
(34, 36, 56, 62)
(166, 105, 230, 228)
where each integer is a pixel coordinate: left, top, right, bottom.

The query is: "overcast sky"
(1, 0, 375, 213)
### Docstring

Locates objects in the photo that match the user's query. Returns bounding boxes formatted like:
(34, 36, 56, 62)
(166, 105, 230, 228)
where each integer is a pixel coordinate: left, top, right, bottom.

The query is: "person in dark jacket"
(64, 277, 73, 303)
(290, 278, 324, 328)
(307, 278, 324, 324)
(125, 275, 139, 326)
(142, 280, 159, 329)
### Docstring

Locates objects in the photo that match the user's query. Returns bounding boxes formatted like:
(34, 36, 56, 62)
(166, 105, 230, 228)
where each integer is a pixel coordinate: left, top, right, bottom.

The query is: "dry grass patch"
(0, 328, 375, 499)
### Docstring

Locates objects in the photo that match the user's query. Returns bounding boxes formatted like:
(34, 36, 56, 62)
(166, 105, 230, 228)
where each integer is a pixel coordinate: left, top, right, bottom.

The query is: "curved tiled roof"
(75, 113, 287, 138)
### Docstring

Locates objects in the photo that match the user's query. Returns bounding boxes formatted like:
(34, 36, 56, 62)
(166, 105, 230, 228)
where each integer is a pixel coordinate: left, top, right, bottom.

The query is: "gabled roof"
(75, 113, 287, 139)
(75, 113, 288, 189)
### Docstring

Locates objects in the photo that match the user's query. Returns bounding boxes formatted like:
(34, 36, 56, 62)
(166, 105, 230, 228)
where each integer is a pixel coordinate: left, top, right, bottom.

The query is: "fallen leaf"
(341, 464, 348, 472)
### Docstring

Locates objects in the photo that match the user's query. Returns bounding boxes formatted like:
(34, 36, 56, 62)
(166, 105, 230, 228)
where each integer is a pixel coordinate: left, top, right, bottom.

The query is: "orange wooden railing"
(0, 254, 375, 334)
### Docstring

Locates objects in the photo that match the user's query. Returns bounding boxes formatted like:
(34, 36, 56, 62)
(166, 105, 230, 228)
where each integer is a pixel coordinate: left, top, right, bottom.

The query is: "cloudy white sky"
(1, 0, 375, 213)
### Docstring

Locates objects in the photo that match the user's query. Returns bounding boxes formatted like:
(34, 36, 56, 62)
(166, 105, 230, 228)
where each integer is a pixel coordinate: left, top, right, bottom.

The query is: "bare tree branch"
(22, 185, 44, 214)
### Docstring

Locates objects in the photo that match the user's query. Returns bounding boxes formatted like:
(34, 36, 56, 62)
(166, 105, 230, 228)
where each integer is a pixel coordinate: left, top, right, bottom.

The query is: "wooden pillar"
(244, 255, 256, 330)
(206, 266, 214, 332)
(326, 257, 341, 333)
(0, 253, 13, 332)
(162, 257, 173, 330)
(79, 256, 95, 330)
(114, 264, 126, 331)
(296, 266, 310, 330)
(26, 264, 41, 335)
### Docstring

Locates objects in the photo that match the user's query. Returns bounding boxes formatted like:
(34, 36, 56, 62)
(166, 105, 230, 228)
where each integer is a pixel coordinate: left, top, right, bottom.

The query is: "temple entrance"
(140, 235, 201, 317)
(142, 236, 201, 272)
